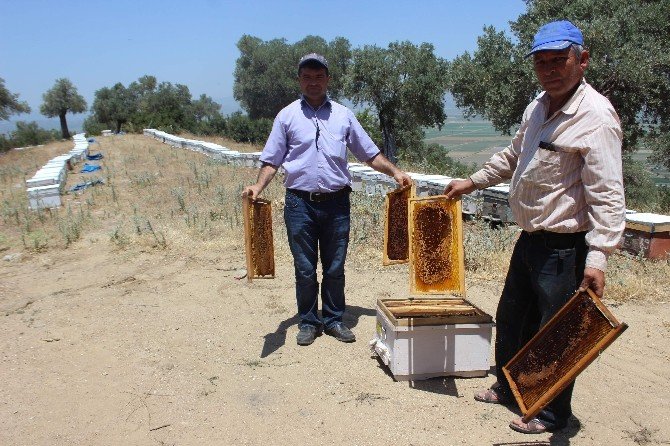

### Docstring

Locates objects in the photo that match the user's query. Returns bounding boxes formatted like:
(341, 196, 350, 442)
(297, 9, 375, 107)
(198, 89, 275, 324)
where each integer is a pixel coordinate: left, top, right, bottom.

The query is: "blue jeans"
(495, 230, 587, 428)
(284, 189, 351, 329)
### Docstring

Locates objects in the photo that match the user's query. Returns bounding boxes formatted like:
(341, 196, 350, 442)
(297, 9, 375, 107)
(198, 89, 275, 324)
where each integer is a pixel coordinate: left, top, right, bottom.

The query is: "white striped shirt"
(470, 79, 625, 271)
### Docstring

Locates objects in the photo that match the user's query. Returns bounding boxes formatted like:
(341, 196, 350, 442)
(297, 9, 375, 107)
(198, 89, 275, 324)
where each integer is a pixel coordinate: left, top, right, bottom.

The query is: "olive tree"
(449, 0, 670, 165)
(345, 41, 449, 163)
(40, 78, 87, 139)
(233, 35, 351, 119)
(0, 78, 31, 120)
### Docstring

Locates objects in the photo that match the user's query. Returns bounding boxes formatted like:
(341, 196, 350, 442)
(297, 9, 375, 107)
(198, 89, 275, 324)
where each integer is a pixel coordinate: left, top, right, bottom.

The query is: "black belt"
(523, 230, 587, 249)
(287, 186, 351, 202)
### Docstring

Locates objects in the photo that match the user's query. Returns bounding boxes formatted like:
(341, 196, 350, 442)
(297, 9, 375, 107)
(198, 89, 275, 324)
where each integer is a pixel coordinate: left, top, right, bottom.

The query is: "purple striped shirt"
(470, 80, 625, 271)
(260, 96, 380, 193)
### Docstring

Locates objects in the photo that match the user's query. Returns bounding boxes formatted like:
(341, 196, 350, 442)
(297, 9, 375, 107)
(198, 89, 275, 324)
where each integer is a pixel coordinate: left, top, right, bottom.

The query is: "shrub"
(224, 112, 272, 144)
(83, 116, 108, 136)
(0, 121, 59, 152)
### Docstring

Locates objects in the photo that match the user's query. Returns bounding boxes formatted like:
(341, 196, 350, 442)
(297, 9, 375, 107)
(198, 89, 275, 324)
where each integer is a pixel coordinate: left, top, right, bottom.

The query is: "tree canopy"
(233, 35, 351, 119)
(91, 83, 135, 133)
(449, 0, 670, 171)
(0, 78, 31, 120)
(345, 41, 449, 163)
(40, 78, 87, 138)
(88, 75, 223, 135)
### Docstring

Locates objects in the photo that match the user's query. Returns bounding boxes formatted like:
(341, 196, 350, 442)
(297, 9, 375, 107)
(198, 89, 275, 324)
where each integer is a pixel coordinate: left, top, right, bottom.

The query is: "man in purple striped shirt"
(446, 21, 625, 434)
(243, 53, 411, 346)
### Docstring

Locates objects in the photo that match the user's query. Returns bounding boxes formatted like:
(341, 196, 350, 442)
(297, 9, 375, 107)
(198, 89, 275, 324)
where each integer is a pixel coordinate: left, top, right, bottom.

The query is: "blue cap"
(527, 20, 584, 57)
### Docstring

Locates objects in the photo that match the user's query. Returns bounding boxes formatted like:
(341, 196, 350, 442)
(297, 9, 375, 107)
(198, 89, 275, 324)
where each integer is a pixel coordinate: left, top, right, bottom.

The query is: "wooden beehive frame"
(377, 298, 492, 327)
(408, 195, 465, 296)
(502, 288, 628, 422)
(242, 197, 275, 282)
(383, 184, 415, 266)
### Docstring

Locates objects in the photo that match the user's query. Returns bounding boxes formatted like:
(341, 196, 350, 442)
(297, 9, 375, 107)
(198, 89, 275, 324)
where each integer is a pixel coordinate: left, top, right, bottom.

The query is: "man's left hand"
(578, 267, 605, 297)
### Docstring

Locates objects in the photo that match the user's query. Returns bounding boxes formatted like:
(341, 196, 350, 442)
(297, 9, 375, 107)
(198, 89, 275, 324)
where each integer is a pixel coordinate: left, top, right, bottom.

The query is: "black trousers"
(495, 230, 587, 428)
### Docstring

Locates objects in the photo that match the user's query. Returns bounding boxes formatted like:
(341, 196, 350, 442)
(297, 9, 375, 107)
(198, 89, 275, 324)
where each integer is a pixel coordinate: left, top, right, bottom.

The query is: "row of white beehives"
(25, 133, 90, 210)
(142, 129, 508, 220)
(143, 128, 265, 168)
(347, 163, 510, 221)
(140, 131, 670, 252)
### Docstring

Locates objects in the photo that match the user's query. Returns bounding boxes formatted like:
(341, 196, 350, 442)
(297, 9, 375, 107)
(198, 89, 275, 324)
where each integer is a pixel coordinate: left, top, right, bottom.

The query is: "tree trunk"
(59, 112, 70, 139)
(116, 120, 122, 133)
(380, 115, 399, 164)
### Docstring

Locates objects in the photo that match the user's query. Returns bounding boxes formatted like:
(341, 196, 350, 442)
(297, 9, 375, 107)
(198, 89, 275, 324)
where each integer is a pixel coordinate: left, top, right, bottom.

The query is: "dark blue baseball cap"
(527, 20, 584, 57)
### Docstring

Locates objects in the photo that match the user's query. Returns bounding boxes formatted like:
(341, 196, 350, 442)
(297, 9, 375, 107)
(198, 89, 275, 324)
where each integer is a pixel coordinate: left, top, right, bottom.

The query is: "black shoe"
(296, 325, 322, 346)
(324, 322, 356, 343)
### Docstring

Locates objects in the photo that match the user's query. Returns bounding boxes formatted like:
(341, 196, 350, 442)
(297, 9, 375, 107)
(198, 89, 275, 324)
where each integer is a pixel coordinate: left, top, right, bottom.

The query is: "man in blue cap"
(445, 20, 625, 434)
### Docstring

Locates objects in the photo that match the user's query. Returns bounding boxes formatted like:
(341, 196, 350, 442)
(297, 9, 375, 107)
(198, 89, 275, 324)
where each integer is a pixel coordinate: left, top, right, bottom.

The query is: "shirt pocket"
(524, 149, 579, 191)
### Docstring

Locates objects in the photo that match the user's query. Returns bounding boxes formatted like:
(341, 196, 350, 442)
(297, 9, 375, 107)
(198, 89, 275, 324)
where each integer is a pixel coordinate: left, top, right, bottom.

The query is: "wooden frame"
(408, 195, 465, 296)
(377, 298, 492, 327)
(503, 288, 628, 422)
(242, 197, 275, 282)
(383, 184, 415, 266)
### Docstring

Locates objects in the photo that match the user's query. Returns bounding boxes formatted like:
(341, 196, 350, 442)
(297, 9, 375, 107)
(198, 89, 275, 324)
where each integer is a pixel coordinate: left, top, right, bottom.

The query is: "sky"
(0, 0, 527, 131)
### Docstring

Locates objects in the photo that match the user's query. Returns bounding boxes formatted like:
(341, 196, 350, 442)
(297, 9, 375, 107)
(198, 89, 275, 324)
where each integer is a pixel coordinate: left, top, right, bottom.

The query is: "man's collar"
(539, 78, 587, 116)
(300, 94, 331, 110)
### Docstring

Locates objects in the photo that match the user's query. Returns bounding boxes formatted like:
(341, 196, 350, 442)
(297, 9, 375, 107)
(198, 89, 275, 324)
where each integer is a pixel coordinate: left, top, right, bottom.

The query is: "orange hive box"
(503, 288, 627, 422)
(242, 197, 275, 282)
(383, 184, 415, 266)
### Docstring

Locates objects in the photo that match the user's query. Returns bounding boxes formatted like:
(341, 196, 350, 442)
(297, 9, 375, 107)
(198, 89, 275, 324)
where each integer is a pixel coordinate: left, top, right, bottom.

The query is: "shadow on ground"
(260, 304, 376, 358)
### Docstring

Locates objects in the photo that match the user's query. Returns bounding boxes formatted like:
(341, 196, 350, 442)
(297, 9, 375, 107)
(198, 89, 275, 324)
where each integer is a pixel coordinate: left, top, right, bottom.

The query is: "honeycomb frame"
(408, 195, 465, 295)
(383, 184, 415, 266)
(503, 288, 628, 422)
(243, 197, 275, 282)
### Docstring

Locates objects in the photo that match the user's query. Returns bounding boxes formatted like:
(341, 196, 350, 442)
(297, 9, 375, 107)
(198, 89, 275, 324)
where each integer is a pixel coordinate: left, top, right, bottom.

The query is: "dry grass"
(1, 133, 668, 302)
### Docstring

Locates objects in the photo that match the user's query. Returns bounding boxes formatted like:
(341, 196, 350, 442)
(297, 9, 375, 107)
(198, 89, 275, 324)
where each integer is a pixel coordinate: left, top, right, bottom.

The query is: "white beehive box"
(26, 174, 60, 188)
(413, 174, 447, 197)
(348, 165, 375, 192)
(482, 184, 514, 224)
(361, 171, 384, 196)
(27, 184, 62, 210)
(371, 195, 494, 380)
(372, 303, 494, 380)
(250, 152, 264, 168)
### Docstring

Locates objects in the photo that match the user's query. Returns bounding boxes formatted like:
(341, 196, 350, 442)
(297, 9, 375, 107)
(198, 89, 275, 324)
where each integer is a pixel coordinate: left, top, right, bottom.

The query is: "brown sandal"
(474, 387, 509, 404)
(509, 417, 550, 434)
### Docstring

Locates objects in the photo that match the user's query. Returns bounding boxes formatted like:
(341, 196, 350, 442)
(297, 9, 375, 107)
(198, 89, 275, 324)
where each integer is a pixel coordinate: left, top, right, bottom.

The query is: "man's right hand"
(444, 178, 477, 199)
(242, 184, 263, 200)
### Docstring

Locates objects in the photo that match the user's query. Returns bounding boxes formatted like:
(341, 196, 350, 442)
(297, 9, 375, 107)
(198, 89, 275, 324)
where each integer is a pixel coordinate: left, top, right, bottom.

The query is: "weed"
(110, 224, 129, 247)
(23, 230, 49, 251)
(171, 188, 186, 212)
(145, 219, 167, 248)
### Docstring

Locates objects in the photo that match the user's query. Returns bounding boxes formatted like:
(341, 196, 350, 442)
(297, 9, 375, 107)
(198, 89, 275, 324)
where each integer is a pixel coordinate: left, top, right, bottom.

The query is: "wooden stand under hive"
(242, 197, 275, 282)
(503, 288, 627, 422)
(372, 194, 494, 380)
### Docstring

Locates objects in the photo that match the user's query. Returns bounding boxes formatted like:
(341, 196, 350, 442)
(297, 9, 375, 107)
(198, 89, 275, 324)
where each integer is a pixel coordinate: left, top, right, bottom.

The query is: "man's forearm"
(255, 162, 279, 190)
(366, 153, 400, 177)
